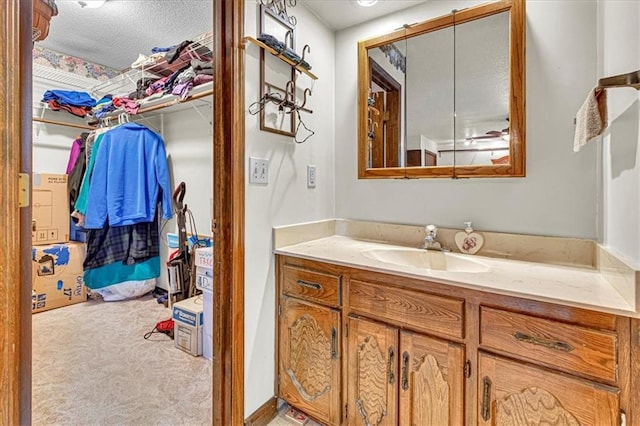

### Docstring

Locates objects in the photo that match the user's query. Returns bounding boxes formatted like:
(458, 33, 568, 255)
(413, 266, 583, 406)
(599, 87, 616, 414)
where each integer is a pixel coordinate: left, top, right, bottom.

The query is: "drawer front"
(282, 265, 341, 307)
(349, 280, 464, 339)
(480, 306, 618, 383)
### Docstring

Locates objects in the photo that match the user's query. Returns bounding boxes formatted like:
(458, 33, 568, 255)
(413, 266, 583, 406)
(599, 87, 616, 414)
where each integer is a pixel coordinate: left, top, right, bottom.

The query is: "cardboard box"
(193, 247, 213, 269)
(32, 242, 86, 313)
(32, 173, 69, 245)
(195, 266, 213, 292)
(194, 247, 213, 292)
(173, 296, 204, 356)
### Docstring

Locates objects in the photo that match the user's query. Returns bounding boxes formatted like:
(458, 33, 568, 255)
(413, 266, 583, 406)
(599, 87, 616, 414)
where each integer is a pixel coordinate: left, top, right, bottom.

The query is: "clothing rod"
(32, 116, 96, 130)
(597, 69, 640, 90)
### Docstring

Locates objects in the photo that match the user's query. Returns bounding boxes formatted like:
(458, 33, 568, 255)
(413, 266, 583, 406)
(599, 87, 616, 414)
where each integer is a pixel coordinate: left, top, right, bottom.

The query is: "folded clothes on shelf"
(42, 89, 97, 107)
(46, 100, 92, 117)
(257, 33, 311, 70)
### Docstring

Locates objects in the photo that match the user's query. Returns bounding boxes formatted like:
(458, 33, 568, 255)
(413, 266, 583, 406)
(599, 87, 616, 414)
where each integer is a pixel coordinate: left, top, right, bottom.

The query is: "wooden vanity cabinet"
(276, 255, 635, 426)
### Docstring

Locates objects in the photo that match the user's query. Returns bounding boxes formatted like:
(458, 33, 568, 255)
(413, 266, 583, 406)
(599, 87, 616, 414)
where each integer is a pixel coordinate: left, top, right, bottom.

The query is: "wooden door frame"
(1, 0, 32, 424)
(213, 0, 245, 424)
(1, 0, 245, 424)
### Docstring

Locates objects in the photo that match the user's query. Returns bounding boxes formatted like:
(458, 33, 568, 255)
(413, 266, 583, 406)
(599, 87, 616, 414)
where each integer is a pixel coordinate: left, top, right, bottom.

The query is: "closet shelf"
(244, 36, 318, 80)
(89, 81, 213, 124)
(90, 31, 213, 99)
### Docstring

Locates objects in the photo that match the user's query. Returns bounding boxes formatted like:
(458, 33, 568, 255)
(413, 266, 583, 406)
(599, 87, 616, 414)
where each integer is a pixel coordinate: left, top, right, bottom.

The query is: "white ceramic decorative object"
(455, 222, 485, 255)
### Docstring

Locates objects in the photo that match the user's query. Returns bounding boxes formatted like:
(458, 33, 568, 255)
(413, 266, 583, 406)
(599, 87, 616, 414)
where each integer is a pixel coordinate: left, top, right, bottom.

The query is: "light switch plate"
(307, 165, 316, 188)
(249, 157, 268, 184)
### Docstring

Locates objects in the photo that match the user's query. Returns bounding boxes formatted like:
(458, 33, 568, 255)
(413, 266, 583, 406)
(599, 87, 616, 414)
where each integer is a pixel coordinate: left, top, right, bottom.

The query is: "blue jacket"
(85, 123, 173, 228)
(42, 90, 97, 107)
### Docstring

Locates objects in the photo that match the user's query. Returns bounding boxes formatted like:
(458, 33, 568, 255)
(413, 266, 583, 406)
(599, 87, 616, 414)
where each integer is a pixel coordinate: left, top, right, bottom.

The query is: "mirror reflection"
(359, 0, 525, 178)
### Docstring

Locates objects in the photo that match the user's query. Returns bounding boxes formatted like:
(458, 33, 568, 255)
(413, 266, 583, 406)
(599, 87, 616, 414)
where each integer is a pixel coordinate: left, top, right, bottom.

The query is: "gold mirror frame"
(358, 0, 525, 179)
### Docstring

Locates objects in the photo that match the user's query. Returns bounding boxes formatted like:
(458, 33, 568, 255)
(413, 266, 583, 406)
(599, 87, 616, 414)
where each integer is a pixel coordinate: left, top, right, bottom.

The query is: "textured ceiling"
(37, 0, 214, 71)
(37, 1, 426, 70)
(299, 0, 428, 31)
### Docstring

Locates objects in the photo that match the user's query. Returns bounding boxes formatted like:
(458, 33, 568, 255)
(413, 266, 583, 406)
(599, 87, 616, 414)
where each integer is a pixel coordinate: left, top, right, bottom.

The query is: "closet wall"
(243, 0, 336, 416)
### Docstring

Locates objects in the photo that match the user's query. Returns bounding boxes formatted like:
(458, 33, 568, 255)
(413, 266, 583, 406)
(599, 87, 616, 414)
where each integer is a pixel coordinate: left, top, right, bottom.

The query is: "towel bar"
(598, 69, 640, 90)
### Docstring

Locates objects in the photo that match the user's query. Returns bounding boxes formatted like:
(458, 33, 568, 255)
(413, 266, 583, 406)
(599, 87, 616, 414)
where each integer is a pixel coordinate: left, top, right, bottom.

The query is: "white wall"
(599, 0, 640, 266)
(244, 1, 336, 416)
(160, 107, 214, 288)
(335, 0, 600, 238)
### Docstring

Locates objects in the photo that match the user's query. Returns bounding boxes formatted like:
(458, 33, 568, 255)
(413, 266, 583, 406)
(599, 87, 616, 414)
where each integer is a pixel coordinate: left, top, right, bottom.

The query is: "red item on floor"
(156, 318, 174, 332)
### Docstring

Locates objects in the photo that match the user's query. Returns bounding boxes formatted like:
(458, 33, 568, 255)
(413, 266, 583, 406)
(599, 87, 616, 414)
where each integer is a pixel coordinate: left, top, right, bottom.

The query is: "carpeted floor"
(32, 294, 212, 426)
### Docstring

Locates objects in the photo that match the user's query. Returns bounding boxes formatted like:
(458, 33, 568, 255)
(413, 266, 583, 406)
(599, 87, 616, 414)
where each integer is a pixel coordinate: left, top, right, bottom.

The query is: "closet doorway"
(0, 0, 244, 424)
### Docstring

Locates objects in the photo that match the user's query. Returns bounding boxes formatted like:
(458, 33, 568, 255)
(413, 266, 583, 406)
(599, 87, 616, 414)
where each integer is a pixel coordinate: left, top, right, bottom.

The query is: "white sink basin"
(362, 247, 491, 273)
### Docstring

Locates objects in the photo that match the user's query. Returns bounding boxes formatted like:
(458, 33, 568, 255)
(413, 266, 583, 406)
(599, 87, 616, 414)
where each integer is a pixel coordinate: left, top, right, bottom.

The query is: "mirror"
(358, 0, 525, 178)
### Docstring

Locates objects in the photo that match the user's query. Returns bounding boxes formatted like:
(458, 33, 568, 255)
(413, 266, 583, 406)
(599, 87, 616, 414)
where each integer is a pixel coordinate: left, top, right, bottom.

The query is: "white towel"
(573, 88, 607, 152)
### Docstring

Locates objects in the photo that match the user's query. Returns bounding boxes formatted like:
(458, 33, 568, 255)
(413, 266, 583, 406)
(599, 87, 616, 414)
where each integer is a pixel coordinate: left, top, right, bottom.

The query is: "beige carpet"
(32, 294, 212, 426)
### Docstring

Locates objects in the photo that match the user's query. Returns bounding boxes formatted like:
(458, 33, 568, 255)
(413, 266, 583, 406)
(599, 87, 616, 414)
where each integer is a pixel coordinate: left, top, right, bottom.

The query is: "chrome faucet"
(423, 225, 448, 251)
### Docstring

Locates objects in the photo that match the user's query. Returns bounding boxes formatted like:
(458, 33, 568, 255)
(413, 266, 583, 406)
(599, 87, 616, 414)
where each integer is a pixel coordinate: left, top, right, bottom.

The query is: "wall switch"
(307, 165, 317, 188)
(249, 157, 269, 184)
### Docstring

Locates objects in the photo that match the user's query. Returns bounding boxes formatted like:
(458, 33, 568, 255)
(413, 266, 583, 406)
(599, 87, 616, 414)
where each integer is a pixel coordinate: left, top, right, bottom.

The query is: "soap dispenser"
(454, 222, 484, 255)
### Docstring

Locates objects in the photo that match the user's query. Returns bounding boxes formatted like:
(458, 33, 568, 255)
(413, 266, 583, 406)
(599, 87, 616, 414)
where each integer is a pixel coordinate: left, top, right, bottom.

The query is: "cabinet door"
(347, 316, 398, 426)
(478, 352, 620, 426)
(399, 331, 465, 425)
(279, 296, 341, 425)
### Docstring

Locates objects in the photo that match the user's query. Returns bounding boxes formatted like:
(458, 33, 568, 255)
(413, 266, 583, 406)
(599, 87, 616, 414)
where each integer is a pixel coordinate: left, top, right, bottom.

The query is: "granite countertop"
(275, 234, 639, 318)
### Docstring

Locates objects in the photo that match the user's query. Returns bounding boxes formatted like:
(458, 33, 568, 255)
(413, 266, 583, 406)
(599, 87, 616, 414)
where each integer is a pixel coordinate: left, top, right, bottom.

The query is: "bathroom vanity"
(274, 220, 640, 425)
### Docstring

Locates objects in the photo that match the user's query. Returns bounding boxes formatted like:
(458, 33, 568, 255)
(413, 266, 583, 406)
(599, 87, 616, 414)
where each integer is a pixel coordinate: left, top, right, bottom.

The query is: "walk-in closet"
(30, 1, 215, 423)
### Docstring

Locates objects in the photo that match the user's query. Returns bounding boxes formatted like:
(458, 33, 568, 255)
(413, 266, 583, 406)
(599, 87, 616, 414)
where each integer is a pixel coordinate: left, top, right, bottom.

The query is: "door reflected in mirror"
(358, 0, 525, 178)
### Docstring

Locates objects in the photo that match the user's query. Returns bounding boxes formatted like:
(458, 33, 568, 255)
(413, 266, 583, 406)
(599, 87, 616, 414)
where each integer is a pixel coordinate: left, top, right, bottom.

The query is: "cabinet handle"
(388, 346, 395, 384)
(481, 376, 492, 421)
(297, 279, 322, 291)
(401, 351, 409, 391)
(331, 327, 337, 359)
(513, 331, 574, 352)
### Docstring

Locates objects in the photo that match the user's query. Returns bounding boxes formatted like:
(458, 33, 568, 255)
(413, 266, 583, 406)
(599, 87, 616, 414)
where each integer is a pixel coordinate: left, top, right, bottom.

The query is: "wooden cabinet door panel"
(399, 331, 465, 426)
(279, 296, 341, 425)
(478, 352, 620, 426)
(347, 316, 398, 426)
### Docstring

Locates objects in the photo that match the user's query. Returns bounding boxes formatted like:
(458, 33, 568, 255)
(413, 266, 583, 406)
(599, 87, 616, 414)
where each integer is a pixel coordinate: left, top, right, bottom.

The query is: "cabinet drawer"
(480, 307, 618, 383)
(282, 265, 341, 307)
(349, 280, 464, 339)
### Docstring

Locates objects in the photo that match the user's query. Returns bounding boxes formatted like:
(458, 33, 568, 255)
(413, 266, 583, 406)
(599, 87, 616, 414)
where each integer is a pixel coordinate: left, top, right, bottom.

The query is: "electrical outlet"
(307, 165, 317, 188)
(249, 157, 268, 184)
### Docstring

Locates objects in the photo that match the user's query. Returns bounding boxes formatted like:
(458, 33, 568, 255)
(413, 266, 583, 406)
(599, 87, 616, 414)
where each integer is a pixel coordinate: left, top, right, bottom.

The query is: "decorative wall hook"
(258, 0, 298, 26)
(295, 45, 310, 67)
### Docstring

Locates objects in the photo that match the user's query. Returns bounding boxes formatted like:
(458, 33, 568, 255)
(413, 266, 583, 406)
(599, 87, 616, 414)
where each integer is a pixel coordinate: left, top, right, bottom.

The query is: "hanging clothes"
(83, 210, 160, 270)
(84, 122, 172, 229)
(67, 132, 89, 216)
(78, 122, 173, 301)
